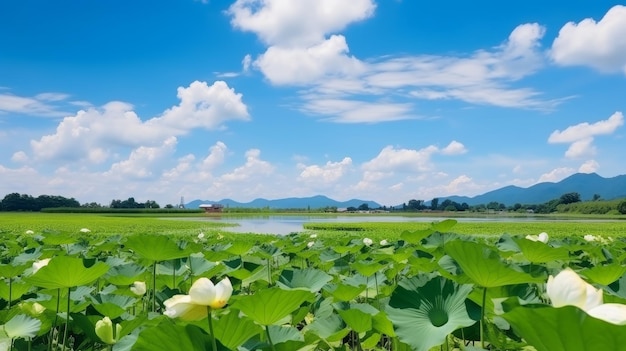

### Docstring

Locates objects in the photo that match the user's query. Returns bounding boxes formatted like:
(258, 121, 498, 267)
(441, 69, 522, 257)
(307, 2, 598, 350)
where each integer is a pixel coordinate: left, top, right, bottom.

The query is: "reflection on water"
(166, 215, 614, 235)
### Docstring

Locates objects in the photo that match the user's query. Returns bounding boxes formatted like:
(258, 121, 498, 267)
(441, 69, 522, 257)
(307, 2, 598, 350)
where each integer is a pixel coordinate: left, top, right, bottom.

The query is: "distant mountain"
(186, 195, 381, 209)
(442, 173, 626, 206)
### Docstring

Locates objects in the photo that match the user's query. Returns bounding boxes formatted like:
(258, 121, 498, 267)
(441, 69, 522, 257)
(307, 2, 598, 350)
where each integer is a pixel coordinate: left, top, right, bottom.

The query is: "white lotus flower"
(25, 230, 34, 235)
(525, 232, 549, 243)
(164, 277, 232, 321)
(307, 241, 315, 248)
(95, 316, 121, 345)
(584, 234, 598, 242)
(547, 268, 603, 311)
(198, 232, 205, 239)
(587, 303, 626, 325)
(363, 238, 373, 246)
(380, 239, 389, 246)
(309, 234, 317, 239)
(130, 281, 147, 296)
(80, 228, 91, 233)
(32, 258, 51, 274)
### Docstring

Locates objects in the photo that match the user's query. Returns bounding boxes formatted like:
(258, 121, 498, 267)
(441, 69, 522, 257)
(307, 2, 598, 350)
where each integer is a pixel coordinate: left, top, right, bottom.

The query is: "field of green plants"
(1, 213, 626, 350)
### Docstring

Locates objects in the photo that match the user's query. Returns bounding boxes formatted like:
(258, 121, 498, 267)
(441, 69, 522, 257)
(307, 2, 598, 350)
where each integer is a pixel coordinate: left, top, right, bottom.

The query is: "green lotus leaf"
(278, 268, 333, 292)
(104, 263, 146, 286)
(91, 294, 137, 319)
(352, 260, 386, 277)
(0, 281, 31, 302)
(432, 219, 457, 232)
(186, 254, 222, 277)
(337, 308, 371, 333)
(324, 283, 366, 302)
(224, 241, 255, 256)
(42, 232, 75, 245)
(445, 240, 542, 288)
(213, 309, 262, 350)
(400, 228, 434, 244)
(125, 234, 193, 262)
(132, 321, 210, 351)
(4, 314, 41, 339)
(0, 263, 30, 278)
(306, 314, 349, 343)
(267, 325, 304, 345)
(581, 264, 626, 286)
(387, 275, 475, 351)
(233, 287, 314, 326)
(503, 305, 626, 351)
(514, 238, 571, 263)
(25, 256, 109, 289)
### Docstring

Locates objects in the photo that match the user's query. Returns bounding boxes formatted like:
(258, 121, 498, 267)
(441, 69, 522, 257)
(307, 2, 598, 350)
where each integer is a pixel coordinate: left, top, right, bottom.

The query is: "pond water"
(168, 214, 615, 235)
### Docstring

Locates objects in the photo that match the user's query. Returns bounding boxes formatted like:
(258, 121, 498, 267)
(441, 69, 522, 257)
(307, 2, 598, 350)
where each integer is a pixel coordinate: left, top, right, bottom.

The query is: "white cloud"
(0, 92, 69, 117)
(548, 111, 624, 159)
(28, 81, 249, 162)
(298, 157, 352, 184)
(221, 149, 274, 182)
(254, 35, 366, 85)
(302, 98, 414, 123)
(201, 141, 228, 170)
(440, 141, 467, 155)
(227, 0, 376, 47)
(105, 137, 178, 179)
(551, 5, 626, 74)
(579, 160, 599, 173)
(538, 167, 575, 183)
(362, 145, 439, 173)
(242, 54, 252, 72)
(11, 151, 28, 163)
(227, 0, 559, 123)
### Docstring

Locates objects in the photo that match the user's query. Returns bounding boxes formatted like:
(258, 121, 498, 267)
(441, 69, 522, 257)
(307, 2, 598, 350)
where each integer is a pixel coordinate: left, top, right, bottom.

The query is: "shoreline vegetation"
(2, 211, 625, 239)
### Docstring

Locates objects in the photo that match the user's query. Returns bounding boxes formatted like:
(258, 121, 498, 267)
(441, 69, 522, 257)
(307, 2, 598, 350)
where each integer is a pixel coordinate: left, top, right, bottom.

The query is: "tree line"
(0, 193, 167, 212)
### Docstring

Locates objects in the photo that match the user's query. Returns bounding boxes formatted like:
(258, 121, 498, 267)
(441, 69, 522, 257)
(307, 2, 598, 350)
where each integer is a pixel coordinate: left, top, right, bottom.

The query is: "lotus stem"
(8, 277, 12, 308)
(265, 325, 276, 351)
(480, 286, 487, 349)
(48, 288, 61, 351)
(207, 308, 217, 351)
(152, 261, 157, 312)
(63, 287, 71, 351)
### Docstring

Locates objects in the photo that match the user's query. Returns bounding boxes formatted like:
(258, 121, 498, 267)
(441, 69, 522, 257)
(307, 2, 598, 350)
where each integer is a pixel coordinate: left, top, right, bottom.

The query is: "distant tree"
(358, 203, 370, 211)
(347, 206, 357, 212)
(593, 194, 602, 201)
(430, 198, 439, 211)
(560, 192, 581, 205)
(165, 204, 174, 209)
(618, 201, 626, 215)
(407, 199, 423, 211)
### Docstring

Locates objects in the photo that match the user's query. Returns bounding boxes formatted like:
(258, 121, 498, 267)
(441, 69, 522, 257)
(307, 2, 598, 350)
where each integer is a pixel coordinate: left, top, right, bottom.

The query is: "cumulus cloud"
(538, 167, 575, 183)
(440, 141, 467, 155)
(298, 157, 352, 184)
(551, 5, 626, 74)
(548, 111, 624, 159)
(226, 0, 560, 123)
(28, 81, 248, 162)
(221, 149, 274, 182)
(227, 0, 376, 47)
(105, 137, 178, 179)
(579, 160, 599, 173)
(362, 141, 466, 174)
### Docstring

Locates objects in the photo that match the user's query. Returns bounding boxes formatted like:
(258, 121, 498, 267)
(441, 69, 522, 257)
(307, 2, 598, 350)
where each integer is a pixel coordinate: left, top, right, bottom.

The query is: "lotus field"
(3, 218, 626, 351)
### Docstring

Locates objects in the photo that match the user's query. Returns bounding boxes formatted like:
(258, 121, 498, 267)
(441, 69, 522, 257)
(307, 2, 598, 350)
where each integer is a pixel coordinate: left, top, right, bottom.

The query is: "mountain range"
(186, 195, 381, 210)
(186, 173, 626, 209)
(441, 173, 626, 206)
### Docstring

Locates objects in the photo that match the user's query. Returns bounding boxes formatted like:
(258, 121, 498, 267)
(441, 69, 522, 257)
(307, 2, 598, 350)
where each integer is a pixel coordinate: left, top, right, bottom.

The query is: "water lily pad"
(387, 274, 475, 351)
(213, 309, 262, 350)
(26, 256, 109, 289)
(233, 287, 314, 325)
(125, 235, 192, 261)
(445, 240, 541, 288)
(504, 305, 626, 351)
(278, 268, 333, 292)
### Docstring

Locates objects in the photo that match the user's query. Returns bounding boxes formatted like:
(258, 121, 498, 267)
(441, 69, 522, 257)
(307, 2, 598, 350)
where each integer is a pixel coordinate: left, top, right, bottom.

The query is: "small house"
(199, 203, 224, 213)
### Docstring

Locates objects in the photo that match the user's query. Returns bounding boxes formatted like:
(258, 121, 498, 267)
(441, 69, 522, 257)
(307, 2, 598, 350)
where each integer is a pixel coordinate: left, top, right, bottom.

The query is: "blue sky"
(1, 0, 625, 207)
